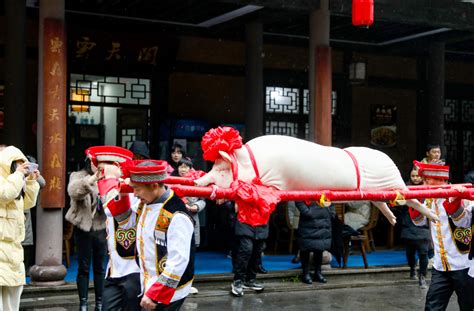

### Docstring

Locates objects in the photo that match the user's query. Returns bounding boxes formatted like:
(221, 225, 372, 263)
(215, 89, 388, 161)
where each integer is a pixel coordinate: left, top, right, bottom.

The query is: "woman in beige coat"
(0, 146, 40, 311)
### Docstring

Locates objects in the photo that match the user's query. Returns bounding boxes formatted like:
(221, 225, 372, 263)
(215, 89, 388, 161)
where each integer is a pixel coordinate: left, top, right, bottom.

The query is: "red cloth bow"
(231, 180, 281, 227)
(201, 127, 243, 161)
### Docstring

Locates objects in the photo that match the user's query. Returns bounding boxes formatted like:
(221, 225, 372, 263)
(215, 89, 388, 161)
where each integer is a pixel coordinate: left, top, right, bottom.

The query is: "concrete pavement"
(21, 283, 459, 310)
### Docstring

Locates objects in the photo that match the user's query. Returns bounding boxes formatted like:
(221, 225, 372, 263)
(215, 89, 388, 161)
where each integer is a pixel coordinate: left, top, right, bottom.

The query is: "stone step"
(20, 266, 423, 310)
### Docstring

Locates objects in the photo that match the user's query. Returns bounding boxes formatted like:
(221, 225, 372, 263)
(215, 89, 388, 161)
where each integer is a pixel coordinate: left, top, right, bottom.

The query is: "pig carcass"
(195, 127, 438, 226)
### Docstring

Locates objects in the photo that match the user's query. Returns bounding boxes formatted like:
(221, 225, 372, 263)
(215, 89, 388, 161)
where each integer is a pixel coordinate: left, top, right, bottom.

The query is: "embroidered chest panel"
(113, 221, 137, 258)
(115, 227, 136, 250)
(155, 207, 174, 232)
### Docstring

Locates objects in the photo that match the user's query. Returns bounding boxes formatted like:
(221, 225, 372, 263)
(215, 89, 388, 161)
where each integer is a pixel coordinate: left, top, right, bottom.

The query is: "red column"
(314, 46, 332, 146)
(42, 18, 67, 208)
(309, 0, 332, 146)
(30, 0, 67, 285)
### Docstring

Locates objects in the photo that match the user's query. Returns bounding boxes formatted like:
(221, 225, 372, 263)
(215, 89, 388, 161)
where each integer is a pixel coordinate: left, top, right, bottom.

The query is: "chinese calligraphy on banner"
(42, 19, 66, 208)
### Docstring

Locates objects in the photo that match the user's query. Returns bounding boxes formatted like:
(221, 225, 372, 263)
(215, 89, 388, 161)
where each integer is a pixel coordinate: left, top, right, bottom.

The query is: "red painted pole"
(163, 176, 195, 186)
(169, 184, 474, 202)
(406, 183, 473, 190)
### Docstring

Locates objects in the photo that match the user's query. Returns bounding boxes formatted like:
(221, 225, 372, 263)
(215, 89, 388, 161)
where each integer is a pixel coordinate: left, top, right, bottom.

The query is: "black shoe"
(301, 273, 312, 285)
(94, 298, 102, 311)
(231, 280, 244, 297)
(256, 264, 268, 274)
(409, 268, 417, 280)
(77, 275, 89, 311)
(313, 271, 327, 283)
(243, 279, 264, 291)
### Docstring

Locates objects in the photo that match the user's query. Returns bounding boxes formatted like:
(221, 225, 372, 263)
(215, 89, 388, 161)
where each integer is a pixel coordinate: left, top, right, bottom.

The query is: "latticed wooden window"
(264, 86, 337, 140)
(70, 74, 151, 106)
(443, 99, 474, 181)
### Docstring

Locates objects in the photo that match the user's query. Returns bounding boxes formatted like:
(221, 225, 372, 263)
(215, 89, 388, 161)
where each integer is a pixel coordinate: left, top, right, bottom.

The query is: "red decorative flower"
(201, 127, 243, 161)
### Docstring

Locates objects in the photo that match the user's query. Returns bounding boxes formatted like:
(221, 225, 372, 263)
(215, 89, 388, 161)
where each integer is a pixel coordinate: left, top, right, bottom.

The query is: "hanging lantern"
(352, 0, 374, 27)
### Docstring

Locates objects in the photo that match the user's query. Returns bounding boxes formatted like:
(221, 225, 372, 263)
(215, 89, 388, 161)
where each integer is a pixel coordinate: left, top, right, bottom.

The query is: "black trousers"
(103, 273, 141, 311)
(405, 239, 429, 276)
(300, 250, 323, 275)
(425, 268, 473, 311)
(233, 236, 265, 282)
(75, 228, 107, 301)
(151, 298, 185, 311)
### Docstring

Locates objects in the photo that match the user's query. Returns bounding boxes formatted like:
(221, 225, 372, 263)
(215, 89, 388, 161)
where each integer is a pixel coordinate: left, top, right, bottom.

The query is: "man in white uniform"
(86, 146, 142, 310)
(410, 161, 473, 311)
(99, 159, 195, 311)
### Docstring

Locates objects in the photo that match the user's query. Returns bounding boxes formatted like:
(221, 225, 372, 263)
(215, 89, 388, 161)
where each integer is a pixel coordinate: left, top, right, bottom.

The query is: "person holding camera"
(66, 154, 108, 311)
(0, 145, 40, 311)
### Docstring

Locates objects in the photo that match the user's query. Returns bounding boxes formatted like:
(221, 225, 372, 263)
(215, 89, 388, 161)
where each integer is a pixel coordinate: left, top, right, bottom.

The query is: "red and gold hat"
(85, 146, 133, 166)
(413, 160, 450, 180)
(127, 160, 168, 184)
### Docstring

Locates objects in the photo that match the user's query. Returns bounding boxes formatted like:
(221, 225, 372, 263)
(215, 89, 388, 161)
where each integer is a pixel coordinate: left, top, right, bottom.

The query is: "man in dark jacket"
(296, 201, 334, 284)
(231, 218, 268, 297)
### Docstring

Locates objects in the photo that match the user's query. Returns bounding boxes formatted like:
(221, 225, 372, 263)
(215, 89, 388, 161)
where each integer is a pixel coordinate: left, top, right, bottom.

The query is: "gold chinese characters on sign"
(74, 35, 160, 65)
(138, 46, 158, 65)
(106, 42, 121, 60)
(76, 37, 96, 59)
(42, 18, 66, 208)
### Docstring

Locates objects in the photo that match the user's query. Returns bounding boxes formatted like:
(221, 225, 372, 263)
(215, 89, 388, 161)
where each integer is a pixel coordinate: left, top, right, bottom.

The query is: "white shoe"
(428, 258, 434, 269)
(189, 286, 199, 294)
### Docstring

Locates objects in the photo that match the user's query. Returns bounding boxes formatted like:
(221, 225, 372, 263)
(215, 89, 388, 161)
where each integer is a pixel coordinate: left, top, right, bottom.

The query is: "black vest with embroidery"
(448, 218, 472, 253)
(154, 194, 195, 288)
(428, 199, 472, 254)
(113, 218, 137, 259)
(469, 212, 474, 260)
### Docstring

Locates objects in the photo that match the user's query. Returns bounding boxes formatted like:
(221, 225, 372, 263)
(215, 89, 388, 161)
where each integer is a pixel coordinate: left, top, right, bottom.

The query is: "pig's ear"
(218, 151, 232, 164)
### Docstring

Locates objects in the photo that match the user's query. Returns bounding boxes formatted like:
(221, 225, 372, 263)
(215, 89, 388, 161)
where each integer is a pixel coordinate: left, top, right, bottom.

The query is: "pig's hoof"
(388, 217, 397, 226)
(428, 212, 439, 222)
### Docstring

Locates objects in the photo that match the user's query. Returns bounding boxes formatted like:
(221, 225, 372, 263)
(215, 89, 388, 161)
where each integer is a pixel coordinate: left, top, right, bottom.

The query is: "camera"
(26, 163, 39, 174)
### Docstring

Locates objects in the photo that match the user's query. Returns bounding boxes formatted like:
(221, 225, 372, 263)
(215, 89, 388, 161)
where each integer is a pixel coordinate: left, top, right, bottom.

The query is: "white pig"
(195, 135, 438, 225)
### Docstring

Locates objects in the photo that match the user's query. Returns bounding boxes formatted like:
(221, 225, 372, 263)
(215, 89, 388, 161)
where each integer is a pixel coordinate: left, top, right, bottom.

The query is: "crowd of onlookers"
(1, 141, 473, 311)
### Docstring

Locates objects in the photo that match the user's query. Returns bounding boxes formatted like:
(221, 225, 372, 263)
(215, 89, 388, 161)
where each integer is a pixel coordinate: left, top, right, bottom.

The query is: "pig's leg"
(406, 199, 439, 222)
(194, 173, 214, 187)
(371, 201, 397, 226)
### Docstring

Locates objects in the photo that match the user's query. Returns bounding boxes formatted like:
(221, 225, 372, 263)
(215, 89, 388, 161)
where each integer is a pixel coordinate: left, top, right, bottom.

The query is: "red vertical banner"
(315, 46, 332, 146)
(42, 19, 67, 208)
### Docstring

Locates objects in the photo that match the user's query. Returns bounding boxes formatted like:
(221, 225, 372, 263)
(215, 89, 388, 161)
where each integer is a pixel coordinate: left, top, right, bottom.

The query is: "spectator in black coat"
(401, 167, 431, 288)
(295, 201, 334, 285)
(231, 217, 268, 297)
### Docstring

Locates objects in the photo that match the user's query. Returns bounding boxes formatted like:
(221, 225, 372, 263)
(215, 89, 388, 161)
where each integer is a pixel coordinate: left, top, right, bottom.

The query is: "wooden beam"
(213, 0, 320, 11)
(330, 0, 474, 31)
(215, 0, 474, 30)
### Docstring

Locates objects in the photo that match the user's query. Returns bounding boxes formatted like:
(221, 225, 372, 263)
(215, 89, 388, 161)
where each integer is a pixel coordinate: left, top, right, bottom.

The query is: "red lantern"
(352, 0, 374, 27)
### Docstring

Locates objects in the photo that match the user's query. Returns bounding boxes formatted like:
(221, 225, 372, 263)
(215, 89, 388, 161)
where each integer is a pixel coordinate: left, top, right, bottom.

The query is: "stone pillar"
(309, 0, 332, 145)
(30, 0, 67, 286)
(244, 22, 264, 141)
(4, 0, 26, 149)
(427, 42, 445, 150)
